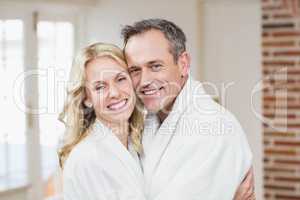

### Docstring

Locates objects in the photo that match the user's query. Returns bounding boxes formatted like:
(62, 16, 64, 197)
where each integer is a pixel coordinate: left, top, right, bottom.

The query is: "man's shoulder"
(178, 95, 245, 139)
(182, 78, 239, 126)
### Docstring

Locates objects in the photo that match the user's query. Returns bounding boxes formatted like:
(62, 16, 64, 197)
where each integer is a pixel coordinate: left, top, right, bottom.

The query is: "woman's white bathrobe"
(63, 120, 146, 200)
(141, 78, 253, 200)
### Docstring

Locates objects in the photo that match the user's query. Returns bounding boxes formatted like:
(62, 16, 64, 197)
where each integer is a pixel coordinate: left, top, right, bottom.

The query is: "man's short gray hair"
(121, 18, 186, 63)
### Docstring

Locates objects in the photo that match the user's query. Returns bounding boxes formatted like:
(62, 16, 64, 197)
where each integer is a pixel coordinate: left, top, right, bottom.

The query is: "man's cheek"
(137, 93, 144, 101)
(131, 78, 140, 90)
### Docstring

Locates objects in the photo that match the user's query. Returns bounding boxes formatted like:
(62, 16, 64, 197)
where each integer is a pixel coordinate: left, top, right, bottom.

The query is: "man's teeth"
(108, 99, 127, 110)
(143, 89, 157, 95)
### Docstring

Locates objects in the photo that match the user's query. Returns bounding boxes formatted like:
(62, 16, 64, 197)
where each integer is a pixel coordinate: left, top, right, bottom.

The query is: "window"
(38, 21, 74, 179)
(0, 8, 79, 199)
(0, 19, 27, 189)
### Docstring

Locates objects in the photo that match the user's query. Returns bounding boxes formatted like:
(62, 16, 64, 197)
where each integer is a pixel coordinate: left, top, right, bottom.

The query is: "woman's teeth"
(107, 99, 127, 111)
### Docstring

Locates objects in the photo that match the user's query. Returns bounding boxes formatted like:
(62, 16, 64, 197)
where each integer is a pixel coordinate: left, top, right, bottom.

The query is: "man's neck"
(157, 76, 188, 123)
(157, 104, 173, 123)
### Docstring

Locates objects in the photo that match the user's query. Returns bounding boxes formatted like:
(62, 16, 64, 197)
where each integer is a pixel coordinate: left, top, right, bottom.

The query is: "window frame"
(0, 3, 87, 199)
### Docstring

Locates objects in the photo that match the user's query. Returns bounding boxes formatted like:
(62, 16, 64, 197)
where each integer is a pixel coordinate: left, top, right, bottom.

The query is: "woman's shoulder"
(64, 134, 102, 171)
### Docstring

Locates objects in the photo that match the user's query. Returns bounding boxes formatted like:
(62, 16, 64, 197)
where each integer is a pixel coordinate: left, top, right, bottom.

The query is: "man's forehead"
(124, 32, 171, 65)
(125, 30, 168, 48)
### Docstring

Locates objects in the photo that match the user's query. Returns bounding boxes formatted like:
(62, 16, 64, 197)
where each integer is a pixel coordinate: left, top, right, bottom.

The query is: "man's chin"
(141, 97, 165, 113)
(144, 104, 161, 114)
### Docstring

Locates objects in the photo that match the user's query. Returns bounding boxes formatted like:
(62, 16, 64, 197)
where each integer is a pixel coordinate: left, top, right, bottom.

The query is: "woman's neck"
(110, 122, 130, 148)
(99, 119, 130, 148)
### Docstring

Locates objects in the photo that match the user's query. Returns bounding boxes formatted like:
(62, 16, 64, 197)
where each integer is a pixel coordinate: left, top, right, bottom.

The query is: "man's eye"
(129, 68, 141, 74)
(151, 64, 162, 71)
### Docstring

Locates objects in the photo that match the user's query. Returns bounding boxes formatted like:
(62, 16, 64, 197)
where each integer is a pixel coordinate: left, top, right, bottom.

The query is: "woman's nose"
(108, 83, 121, 98)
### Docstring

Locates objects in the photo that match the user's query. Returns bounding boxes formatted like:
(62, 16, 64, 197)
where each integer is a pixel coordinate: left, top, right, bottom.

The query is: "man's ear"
(177, 51, 190, 77)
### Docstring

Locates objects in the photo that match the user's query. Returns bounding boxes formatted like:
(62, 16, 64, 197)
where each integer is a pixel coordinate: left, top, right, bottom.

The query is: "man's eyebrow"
(128, 65, 140, 69)
(128, 60, 164, 69)
(147, 60, 164, 65)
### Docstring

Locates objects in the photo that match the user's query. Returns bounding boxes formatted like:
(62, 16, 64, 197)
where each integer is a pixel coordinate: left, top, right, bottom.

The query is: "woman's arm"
(234, 167, 256, 200)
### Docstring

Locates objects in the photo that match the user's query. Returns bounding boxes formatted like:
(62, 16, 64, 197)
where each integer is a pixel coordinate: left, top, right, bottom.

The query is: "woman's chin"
(109, 114, 131, 123)
(101, 110, 133, 124)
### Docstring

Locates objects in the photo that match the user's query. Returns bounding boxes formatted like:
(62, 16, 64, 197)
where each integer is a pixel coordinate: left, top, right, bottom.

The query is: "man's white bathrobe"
(63, 120, 146, 200)
(141, 78, 253, 200)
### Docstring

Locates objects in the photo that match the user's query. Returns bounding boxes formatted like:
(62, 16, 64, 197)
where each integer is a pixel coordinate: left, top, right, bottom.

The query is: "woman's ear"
(84, 99, 93, 108)
(177, 51, 190, 77)
(84, 89, 93, 108)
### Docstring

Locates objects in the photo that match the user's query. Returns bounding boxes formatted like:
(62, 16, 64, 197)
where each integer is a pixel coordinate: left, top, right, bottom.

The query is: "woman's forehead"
(85, 58, 128, 82)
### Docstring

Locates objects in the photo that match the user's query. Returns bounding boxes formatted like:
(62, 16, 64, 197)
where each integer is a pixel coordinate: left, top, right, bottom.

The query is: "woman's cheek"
(121, 81, 134, 93)
(91, 93, 104, 110)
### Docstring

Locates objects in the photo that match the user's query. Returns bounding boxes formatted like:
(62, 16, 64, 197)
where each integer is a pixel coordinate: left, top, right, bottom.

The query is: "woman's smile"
(107, 98, 128, 111)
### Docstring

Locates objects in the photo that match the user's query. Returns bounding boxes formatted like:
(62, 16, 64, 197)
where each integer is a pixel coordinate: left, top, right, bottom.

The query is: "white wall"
(84, 0, 203, 80)
(202, 1, 263, 199)
(0, 0, 96, 6)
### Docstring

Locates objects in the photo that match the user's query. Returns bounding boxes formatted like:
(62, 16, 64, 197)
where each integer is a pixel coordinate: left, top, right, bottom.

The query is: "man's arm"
(234, 167, 256, 200)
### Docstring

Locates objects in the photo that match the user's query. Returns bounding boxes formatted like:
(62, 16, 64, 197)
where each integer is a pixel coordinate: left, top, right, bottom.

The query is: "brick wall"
(262, 0, 300, 199)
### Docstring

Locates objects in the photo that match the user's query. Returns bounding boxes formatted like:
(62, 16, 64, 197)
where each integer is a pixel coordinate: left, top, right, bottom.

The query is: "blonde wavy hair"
(58, 42, 144, 169)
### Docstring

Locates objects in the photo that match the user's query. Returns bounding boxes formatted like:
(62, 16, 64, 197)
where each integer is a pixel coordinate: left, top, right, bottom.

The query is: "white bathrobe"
(141, 78, 253, 200)
(63, 120, 146, 200)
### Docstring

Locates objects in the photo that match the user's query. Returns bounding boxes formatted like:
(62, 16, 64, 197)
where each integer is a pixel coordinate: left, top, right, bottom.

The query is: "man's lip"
(140, 86, 163, 95)
(143, 89, 157, 95)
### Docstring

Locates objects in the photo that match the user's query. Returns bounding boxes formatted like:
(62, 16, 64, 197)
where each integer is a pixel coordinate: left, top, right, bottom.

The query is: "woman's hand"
(233, 167, 255, 200)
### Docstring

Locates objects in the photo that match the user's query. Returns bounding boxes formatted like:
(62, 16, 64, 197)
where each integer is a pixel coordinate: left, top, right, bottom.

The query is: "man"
(122, 19, 255, 200)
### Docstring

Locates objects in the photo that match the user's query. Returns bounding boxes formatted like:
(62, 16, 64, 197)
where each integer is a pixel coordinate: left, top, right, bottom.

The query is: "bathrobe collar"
(142, 77, 205, 186)
(91, 119, 145, 190)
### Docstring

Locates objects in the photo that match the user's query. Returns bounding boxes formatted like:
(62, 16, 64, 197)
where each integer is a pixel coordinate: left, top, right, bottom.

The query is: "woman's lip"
(107, 99, 128, 111)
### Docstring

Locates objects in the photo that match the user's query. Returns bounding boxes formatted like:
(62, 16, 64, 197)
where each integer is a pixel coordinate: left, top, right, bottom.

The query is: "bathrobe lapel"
(142, 78, 195, 194)
(140, 78, 252, 200)
(92, 120, 144, 191)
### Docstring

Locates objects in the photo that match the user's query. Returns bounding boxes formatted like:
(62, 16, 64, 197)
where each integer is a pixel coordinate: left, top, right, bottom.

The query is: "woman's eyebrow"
(116, 70, 128, 76)
(92, 80, 105, 85)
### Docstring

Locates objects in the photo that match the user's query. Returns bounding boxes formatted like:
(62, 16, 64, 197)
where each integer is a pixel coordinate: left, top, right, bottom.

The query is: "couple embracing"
(60, 18, 254, 200)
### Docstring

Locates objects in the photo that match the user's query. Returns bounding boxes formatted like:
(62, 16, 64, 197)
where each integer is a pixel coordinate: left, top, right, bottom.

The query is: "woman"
(59, 42, 146, 200)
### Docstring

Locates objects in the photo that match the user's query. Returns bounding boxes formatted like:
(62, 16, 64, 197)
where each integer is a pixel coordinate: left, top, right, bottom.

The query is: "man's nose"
(139, 70, 153, 89)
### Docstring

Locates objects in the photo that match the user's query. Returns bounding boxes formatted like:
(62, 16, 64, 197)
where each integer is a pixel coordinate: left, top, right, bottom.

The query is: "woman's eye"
(118, 77, 126, 82)
(95, 85, 105, 91)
